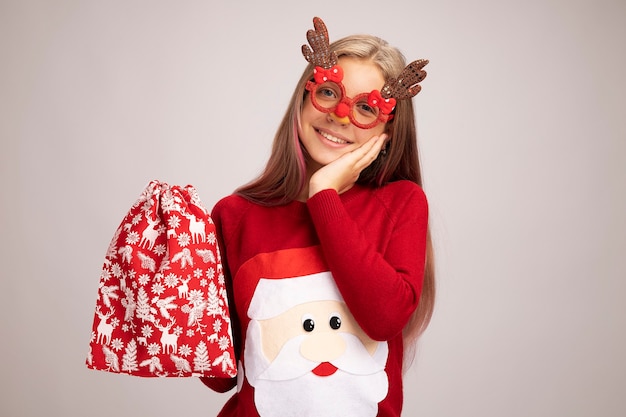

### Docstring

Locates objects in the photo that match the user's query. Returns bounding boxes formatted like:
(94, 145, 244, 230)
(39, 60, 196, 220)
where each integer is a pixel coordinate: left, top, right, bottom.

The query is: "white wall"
(1, 0, 624, 416)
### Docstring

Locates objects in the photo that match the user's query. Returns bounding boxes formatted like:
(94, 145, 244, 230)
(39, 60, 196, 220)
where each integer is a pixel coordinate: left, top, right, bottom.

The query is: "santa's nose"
(300, 332, 346, 363)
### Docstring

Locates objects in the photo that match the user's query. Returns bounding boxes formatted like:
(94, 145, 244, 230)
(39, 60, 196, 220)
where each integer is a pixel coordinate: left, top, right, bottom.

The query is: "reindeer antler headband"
(302, 17, 428, 104)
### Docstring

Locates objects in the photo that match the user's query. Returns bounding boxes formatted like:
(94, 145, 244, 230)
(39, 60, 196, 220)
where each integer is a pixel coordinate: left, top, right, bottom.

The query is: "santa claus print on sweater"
(234, 246, 389, 416)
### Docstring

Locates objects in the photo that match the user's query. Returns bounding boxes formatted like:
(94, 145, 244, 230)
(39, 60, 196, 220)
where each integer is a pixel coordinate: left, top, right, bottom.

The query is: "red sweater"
(201, 181, 428, 417)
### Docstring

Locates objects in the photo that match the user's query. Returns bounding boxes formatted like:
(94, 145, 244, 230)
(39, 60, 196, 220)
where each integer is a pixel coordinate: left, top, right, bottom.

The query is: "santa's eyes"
(302, 315, 315, 332)
(329, 315, 342, 330)
(301, 313, 342, 332)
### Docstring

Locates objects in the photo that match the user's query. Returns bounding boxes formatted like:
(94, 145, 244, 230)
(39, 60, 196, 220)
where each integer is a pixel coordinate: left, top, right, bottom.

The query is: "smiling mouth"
(318, 129, 350, 145)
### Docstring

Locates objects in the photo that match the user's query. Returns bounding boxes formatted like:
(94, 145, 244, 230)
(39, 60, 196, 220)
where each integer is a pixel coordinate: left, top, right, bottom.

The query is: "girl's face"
(298, 57, 387, 172)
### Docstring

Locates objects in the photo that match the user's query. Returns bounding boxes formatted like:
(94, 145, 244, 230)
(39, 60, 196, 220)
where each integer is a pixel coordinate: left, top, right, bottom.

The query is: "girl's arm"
(307, 184, 428, 341)
(199, 200, 239, 392)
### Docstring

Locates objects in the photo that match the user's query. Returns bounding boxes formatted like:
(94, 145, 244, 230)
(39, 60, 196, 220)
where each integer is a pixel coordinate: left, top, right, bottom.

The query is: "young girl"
(201, 17, 435, 417)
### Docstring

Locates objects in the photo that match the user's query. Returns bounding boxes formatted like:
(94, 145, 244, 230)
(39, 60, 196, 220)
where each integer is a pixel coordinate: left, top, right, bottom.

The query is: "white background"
(1, 0, 625, 416)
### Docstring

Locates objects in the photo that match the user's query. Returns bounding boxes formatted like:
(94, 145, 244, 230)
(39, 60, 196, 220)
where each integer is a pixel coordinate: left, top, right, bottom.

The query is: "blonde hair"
(237, 34, 435, 368)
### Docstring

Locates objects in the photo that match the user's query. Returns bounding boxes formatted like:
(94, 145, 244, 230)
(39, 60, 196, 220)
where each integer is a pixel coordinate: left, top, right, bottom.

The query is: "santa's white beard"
(253, 369, 387, 417)
(244, 323, 389, 417)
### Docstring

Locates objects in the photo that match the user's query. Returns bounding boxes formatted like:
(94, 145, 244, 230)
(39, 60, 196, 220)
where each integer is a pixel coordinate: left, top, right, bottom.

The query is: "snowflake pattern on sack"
(86, 180, 237, 378)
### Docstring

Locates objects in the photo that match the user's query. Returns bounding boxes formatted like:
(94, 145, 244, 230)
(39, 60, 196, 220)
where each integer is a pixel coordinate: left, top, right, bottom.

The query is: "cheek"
(301, 99, 323, 125)
(258, 315, 300, 363)
(354, 124, 386, 142)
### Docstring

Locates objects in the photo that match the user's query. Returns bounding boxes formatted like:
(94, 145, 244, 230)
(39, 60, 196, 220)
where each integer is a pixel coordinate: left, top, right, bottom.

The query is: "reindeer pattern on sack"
(86, 181, 237, 378)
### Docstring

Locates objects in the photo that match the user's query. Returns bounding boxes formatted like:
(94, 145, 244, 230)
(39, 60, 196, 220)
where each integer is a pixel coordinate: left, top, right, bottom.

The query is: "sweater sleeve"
(306, 184, 428, 341)
(199, 198, 238, 392)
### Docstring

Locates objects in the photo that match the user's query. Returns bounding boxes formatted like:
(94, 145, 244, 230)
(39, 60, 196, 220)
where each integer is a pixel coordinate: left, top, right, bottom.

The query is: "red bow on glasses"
(313, 65, 344, 84)
(368, 90, 396, 115)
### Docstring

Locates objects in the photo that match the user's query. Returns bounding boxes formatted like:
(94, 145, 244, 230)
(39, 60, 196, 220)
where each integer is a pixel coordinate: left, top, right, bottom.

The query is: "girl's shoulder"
(382, 179, 425, 193)
(210, 194, 258, 245)
(365, 180, 428, 222)
(212, 194, 253, 216)
(212, 193, 250, 211)
(211, 193, 253, 222)
(373, 180, 427, 206)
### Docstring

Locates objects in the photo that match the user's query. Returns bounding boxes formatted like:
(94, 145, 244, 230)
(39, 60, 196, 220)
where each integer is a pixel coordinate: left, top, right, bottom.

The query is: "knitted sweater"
(201, 180, 428, 417)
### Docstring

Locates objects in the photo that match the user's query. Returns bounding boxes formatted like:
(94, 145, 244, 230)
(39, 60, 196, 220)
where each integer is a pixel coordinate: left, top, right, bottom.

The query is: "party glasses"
(305, 80, 395, 129)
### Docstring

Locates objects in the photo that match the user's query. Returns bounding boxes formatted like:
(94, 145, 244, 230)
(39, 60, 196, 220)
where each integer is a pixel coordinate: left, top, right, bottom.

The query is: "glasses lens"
(352, 96, 381, 126)
(313, 82, 342, 110)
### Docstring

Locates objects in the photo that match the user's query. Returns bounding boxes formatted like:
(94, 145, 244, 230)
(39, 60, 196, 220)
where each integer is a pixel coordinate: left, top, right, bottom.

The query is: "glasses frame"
(305, 80, 392, 130)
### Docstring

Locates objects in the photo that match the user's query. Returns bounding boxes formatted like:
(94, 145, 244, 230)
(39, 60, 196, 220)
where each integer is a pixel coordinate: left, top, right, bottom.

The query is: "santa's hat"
(249, 271, 343, 320)
(234, 246, 342, 322)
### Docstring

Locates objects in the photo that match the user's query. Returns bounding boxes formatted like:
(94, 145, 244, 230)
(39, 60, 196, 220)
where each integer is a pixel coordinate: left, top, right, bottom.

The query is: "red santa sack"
(86, 180, 237, 378)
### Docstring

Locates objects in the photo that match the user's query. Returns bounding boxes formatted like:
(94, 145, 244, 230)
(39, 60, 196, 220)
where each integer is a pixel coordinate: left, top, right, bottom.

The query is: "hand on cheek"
(308, 134, 388, 198)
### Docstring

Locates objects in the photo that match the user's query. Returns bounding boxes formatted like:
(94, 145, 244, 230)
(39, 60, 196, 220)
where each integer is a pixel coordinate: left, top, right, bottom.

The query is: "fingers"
(307, 134, 388, 198)
(351, 134, 387, 169)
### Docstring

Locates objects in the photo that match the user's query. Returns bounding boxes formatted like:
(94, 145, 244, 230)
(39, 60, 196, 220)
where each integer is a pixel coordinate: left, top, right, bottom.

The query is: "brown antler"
(381, 59, 429, 100)
(301, 17, 337, 69)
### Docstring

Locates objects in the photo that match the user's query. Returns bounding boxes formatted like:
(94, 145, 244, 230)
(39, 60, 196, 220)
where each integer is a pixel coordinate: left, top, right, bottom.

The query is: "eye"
(329, 314, 342, 330)
(315, 82, 342, 103)
(355, 101, 379, 116)
(302, 314, 315, 332)
(319, 87, 336, 98)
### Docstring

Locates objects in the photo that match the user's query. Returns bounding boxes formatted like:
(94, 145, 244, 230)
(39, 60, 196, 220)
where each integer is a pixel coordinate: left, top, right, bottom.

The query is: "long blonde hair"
(237, 34, 435, 365)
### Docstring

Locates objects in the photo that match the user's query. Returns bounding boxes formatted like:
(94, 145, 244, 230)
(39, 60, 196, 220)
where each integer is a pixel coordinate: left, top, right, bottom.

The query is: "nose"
(329, 112, 350, 125)
(329, 101, 351, 125)
(300, 331, 346, 363)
